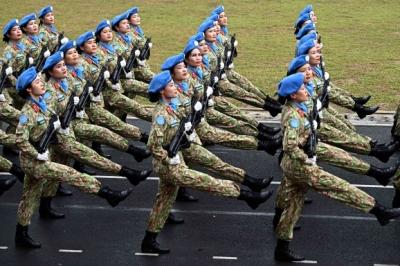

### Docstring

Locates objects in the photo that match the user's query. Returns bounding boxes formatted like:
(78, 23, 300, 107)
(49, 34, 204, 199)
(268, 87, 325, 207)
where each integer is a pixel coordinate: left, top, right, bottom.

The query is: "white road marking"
(292, 260, 318, 264)
(374, 264, 399, 266)
(0, 246, 8, 249)
(59, 249, 83, 253)
(212, 256, 237, 260)
(135, 253, 159, 256)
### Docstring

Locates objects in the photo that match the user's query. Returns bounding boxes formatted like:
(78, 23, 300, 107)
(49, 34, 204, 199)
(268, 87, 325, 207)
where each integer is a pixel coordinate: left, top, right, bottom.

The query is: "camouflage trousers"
(17, 153, 101, 226)
(225, 69, 266, 100)
(394, 104, 400, 121)
(85, 102, 142, 141)
(392, 168, 400, 190)
(0, 156, 12, 172)
(0, 100, 21, 136)
(182, 142, 245, 183)
(276, 154, 375, 241)
(216, 79, 264, 108)
(121, 78, 149, 98)
(6, 86, 26, 111)
(324, 105, 357, 133)
(196, 120, 258, 150)
(206, 107, 258, 136)
(147, 155, 240, 232)
(213, 96, 259, 128)
(133, 63, 155, 84)
(317, 84, 355, 110)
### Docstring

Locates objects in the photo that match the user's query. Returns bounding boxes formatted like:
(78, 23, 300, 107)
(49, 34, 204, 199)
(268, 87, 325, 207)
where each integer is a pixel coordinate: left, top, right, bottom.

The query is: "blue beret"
(43, 51, 64, 71)
(183, 40, 199, 56)
(160, 53, 184, 71)
(206, 14, 219, 23)
(77, 31, 95, 47)
(127, 7, 139, 17)
(20, 14, 36, 28)
(210, 5, 224, 16)
(3, 19, 19, 37)
(297, 32, 317, 49)
(288, 55, 310, 75)
(296, 22, 315, 40)
(188, 32, 204, 44)
(278, 73, 305, 97)
(59, 40, 76, 54)
(294, 13, 312, 28)
(148, 71, 172, 93)
(299, 5, 313, 17)
(95, 20, 111, 36)
(198, 19, 216, 33)
(38, 6, 53, 19)
(111, 13, 128, 28)
(296, 39, 316, 56)
(16, 67, 38, 91)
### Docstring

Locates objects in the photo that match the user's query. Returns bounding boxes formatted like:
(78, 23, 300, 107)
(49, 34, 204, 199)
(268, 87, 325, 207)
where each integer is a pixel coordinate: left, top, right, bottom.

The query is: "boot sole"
(107, 188, 133, 207)
(141, 248, 170, 254)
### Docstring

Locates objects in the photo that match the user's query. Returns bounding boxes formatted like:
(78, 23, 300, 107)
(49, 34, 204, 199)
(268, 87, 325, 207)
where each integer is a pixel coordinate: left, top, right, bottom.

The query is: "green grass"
(1, 0, 400, 109)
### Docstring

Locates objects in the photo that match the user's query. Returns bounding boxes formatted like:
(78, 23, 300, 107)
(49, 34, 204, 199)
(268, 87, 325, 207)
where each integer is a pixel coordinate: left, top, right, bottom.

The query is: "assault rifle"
(318, 54, 330, 109)
(75, 81, 92, 111)
(109, 56, 124, 84)
(52, 31, 64, 54)
(226, 33, 237, 66)
(34, 113, 59, 153)
(138, 37, 151, 61)
(305, 98, 318, 159)
(35, 46, 48, 72)
(13, 55, 31, 78)
(92, 66, 107, 97)
(195, 82, 214, 124)
(124, 45, 139, 71)
(0, 61, 11, 94)
(60, 91, 76, 129)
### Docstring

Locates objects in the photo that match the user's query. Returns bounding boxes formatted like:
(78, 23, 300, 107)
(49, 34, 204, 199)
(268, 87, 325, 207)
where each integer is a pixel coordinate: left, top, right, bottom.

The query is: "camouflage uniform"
(15, 100, 101, 226)
(20, 35, 44, 63)
(276, 101, 375, 241)
(146, 100, 240, 233)
(37, 24, 59, 53)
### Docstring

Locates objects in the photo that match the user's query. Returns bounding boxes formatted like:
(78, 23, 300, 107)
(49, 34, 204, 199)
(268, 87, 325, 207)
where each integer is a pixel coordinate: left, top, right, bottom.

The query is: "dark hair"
(278, 95, 287, 105)
(20, 27, 27, 34)
(294, 28, 299, 35)
(3, 35, 10, 43)
(147, 92, 160, 102)
(18, 88, 29, 99)
(95, 36, 100, 43)
(39, 20, 43, 26)
(111, 25, 118, 32)
(44, 70, 52, 80)
(77, 46, 83, 54)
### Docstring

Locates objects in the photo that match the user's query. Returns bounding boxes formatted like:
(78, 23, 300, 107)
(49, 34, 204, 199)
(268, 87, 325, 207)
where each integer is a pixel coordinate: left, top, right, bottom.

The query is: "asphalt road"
(1, 119, 400, 266)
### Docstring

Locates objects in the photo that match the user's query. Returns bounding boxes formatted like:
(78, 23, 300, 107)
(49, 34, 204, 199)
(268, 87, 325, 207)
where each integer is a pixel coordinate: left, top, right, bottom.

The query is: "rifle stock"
(0, 61, 10, 94)
(139, 37, 151, 61)
(35, 113, 59, 153)
(60, 91, 76, 129)
(109, 56, 123, 84)
(125, 46, 139, 71)
(76, 81, 92, 111)
(52, 31, 64, 54)
(35, 46, 48, 72)
(305, 98, 318, 159)
(92, 66, 107, 97)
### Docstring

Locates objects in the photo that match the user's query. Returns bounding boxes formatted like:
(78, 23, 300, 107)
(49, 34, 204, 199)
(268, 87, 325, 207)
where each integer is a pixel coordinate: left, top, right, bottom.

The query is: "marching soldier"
(37, 6, 68, 53)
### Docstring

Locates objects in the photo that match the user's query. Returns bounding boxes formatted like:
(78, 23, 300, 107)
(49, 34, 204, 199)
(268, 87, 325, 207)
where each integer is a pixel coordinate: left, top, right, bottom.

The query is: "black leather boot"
(39, 197, 65, 219)
(272, 208, 301, 230)
(257, 139, 282, 156)
(263, 95, 283, 117)
(3, 146, 19, 156)
(237, 189, 273, 210)
(352, 103, 379, 119)
(73, 161, 97, 176)
(141, 230, 170, 253)
(15, 223, 41, 248)
(119, 166, 152, 186)
(0, 177, 17, 196)
(369, 202, 400, 226)
(304, 197, 313, 204)
(176, 187, 198, 202)
(166, 213, 184, 224)
(391, 120, 397, 136)
(9, 163, 25, 183)
(120, 113, 128, 123)
(367, 165, 398, 186)
(242, 174, 273, 192)
(126, 145, 151, 163)
(368, 142, 398, 163)
(140, 132, 149, 144)
(351, 95, 371, 105)
(92, 142, 111, 159)
(257, 123, 281, 135)
(56, 183, 73, 196)
(274, 239, 305, 261)
(202, 140, 215, 146)
(392, 189, 400, 208)
(97, 186, 133, 207)
(257, 131, 282, 142)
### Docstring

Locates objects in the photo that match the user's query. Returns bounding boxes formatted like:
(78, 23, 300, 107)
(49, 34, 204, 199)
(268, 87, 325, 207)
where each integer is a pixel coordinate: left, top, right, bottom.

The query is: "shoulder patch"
(113, 44, 119, 50)
(156, 116, 165, 126)
(290, 119, 299, 128)
(43, 91, 51, 100)
(19, 115, 28, 124)
(38, 33, 44, 39)
(5, 53, 12, 59)
(171, 98, 181, 106)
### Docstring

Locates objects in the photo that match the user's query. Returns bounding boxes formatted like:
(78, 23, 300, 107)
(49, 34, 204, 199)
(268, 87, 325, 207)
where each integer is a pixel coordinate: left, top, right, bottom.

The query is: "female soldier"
(140, 71, 273, 253)
(274, 73, 400, 261)
(14, 67, 133, 248)
(37, 6, 68, 53)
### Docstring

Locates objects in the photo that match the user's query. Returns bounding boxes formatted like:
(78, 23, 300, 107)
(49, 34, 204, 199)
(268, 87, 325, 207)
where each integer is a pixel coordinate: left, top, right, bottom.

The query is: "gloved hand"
(206, 86, 213, 97)
(28, 57, 34, 65)
(36, 150, 49, 161)
(213, 76, 219, 83)
(208, 98, 214, 107)
(138, 60, 146, 67)
(148, 43, 153, 48)
(76, 110, 85, 118)
(200, 118, 205, 124)
(53, 119, 61, 130)
(188, 132, 196, 142)
(44, 50, 51, 58)
(103, 70, 110, 79)
(194, 101, 202, 111)
(184, 122, 192, 132)
(88, 86, 93, 93)
(5, 67, 12, 75)
(221, 73, 226, 79)
(120, 60, 126, 67)
(59, 127, 70, 136)
(313, 120, 318, 129)
(111, 83, 121, 91)
(304, 156, 317, 165)
(0, 94, 6, 102)
(61, 37, 69, 44)
(91, 94, 101, 102)
(234, 40, 238, 47)
(73, 96, 79, 105)
(125, 72, 133, 79)
(228, 63, 234, 69)
(135, 50, 140, 56)
(169, 154, 180, 165)
(227, 51, 231, 58)
(220, 61, 224, 70)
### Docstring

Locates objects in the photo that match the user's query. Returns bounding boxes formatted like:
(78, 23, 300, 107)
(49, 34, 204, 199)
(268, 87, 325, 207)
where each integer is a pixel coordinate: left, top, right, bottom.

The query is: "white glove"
(103, 70, 110, 79)
(169, 154, 180, 165)
(194, 101, 202, 111)
(134, 50, 140, 56)
(316, 100, 322, 111)
(327, 86, 332, 92)
(5, 67, 13, 75)
(227, 51, 232, 58)
(36, 150, 49, 161)
(59, 127, 70, 136)
(206, 86, 213, 97)
(61, 37, 69, 44)
(213, 76, 219, 83)
(76, 110, 85, 118)
(324, 71, 330, 80)
(200, 118, 205, 124)
(73, 96, 79, 105)
(234, 40, 238, 47)
(44, 50, 51, 58)
(304, 156, 317, 165)
(53, 119, 61, 130)
(148, 43, 153, 48)
(313, 120, 318, 129)
(91, 94, 101, 102)
(208, 98, 214, 107)
(220, 61, 224, 70)
(111, 83, 121, 90)
(138, 60, 146, 67)
(184, 122, 192, 132)
(120, 60, 126, 67)
(88, 86, 93, 93)
(189, 132, 196, 142)
(221, 73, 226, 79)
(0, 94, 6, 102)
(228, 63, 234, 69)
(28, 57, 34, 65)
(125, 72, 133, 79)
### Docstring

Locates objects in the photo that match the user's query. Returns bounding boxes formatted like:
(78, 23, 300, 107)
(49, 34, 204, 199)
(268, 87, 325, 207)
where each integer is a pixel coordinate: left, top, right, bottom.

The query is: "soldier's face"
(23, 20, 38, 35)
(7, 26, 22, 41)
(296, 64, 312, 83)
(129, 14, 140, 26)
(291, 85, 308, 103)
(160, 81, 178, 100)
(308, 47, 320, 66)
(185, 48, 202, 67)
(64, 48, 79, 66)
(100, 27, 113, 43)
(198, 40, 208, 55)
(28, 75, 45, 97)
(116, 20, 130, 34)
(172, 62, 187, 82)
(48, 60, 67, 80)
(310, 11, 317, 23)
(218, 12, 228, 26)
(42, 12, 54, 25)
(82, 39, 97, 55)
(205, 27, 217, 42)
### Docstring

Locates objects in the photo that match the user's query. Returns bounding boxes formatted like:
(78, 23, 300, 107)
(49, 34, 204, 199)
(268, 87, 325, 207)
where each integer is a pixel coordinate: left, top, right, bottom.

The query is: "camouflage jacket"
(64, 69, 90, 121)
(38, 24, 59, 53)
(127, 26, 147, 50)
(3, 42, 28, 85)
(111, 34, 133, 62)
(20, 35, 44, 62)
